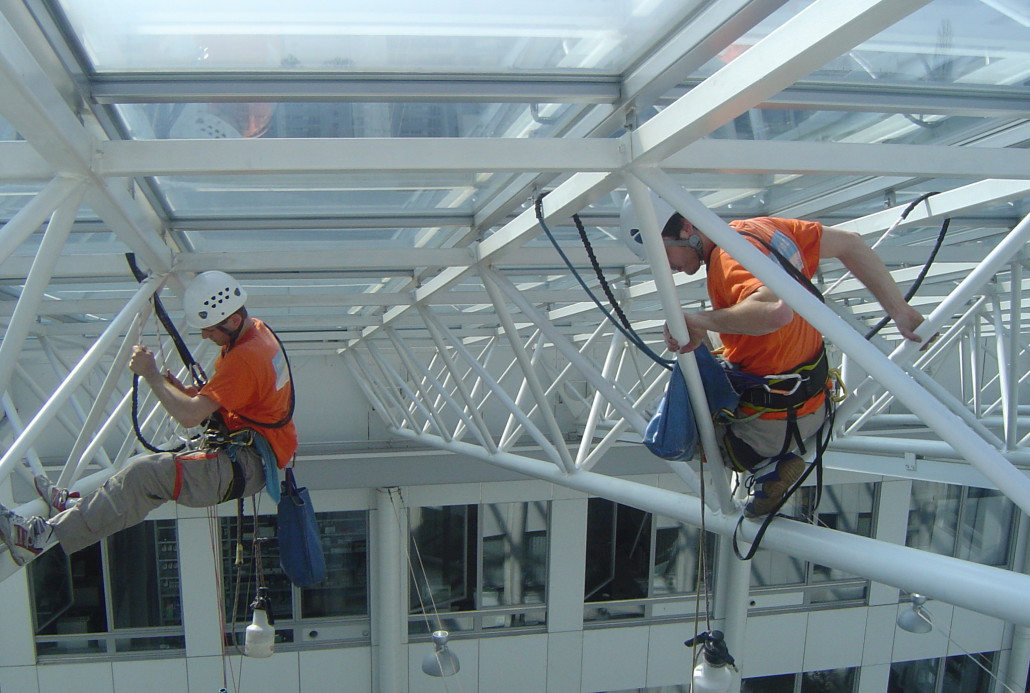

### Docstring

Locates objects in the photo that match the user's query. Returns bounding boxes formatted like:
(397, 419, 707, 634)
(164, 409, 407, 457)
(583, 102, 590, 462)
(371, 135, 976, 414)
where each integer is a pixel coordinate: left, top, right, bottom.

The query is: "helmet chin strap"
(216, 317, 245, 349)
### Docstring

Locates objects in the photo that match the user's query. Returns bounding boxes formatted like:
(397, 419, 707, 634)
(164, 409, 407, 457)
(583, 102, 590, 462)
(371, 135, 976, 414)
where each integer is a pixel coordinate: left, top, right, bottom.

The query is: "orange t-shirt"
(200, 319, 298, 466)
(706, 217, 825, 418)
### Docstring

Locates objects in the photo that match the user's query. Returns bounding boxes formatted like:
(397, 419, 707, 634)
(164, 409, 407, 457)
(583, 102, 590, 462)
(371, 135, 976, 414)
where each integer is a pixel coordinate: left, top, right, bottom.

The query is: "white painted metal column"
(375, 487, 406, 693)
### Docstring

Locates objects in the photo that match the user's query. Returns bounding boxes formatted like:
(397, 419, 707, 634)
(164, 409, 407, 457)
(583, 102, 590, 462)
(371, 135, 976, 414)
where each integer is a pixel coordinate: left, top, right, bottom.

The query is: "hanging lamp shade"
(897, 594, 933, 634)
(422, 630, 460, 677)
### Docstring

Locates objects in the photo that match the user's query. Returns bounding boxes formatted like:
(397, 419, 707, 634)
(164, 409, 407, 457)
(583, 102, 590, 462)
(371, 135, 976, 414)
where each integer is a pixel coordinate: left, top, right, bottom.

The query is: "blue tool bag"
(644, 345, 739, 461)
(277, 468, 327, 587)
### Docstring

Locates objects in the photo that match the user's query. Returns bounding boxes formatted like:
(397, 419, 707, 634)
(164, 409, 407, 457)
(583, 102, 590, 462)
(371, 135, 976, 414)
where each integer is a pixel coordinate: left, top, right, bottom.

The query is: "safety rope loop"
(533, 194, 673, 370)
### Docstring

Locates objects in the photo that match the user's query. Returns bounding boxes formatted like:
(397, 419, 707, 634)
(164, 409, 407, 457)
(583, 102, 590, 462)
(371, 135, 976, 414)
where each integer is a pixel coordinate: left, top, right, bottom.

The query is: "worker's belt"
(199, 415, 256, 503)
(728, 347, 829, 413)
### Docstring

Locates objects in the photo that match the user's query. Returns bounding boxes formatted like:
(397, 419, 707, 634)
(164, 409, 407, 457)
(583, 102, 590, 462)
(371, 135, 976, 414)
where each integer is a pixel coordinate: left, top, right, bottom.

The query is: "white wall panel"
(112, 659, 187, 693)
(581, 626, 649, 692)
(546, 631, 584, 693)
(36, 662, 113, 693)
(0, 665, 40, 693)
(644, 621, 695, 689)
(741, 612, 807, 678)
(479, 633, 548, 692)
(804, 608, 866, 672)
(862, 605, 900, 666)
(299, 647, 372, 692)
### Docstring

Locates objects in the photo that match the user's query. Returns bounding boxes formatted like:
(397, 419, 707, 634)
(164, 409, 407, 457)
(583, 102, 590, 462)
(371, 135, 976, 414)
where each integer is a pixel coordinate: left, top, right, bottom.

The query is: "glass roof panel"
(697, 0, 1030, 90)
(115, 101, 579, 139)
(51, 0, 702, 74)
(0, 115, 19, 141)
(180, 227, 455, 251)
(155, 173, 481, 220)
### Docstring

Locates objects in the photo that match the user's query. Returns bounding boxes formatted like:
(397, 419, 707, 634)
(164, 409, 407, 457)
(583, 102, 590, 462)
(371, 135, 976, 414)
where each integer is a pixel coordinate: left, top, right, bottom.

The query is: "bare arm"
(129, 346, 220, 428)
(664, 286, 793, 353)
(820, 227, 925, 342)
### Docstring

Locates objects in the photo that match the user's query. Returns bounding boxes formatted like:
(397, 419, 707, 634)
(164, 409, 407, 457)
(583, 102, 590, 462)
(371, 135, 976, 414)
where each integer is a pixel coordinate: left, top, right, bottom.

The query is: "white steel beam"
(0, 276, 162, 480)
(0, 184, 84, 395)
(0, 11, 171, 274)
(626, 0, 936, 166)
(390, 428, 1030, 627)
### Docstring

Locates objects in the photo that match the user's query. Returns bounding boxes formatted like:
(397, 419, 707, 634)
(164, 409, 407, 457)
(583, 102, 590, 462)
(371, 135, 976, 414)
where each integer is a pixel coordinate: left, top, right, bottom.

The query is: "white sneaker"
(34, 474, 79, 513)
(0, 503, 50, 566)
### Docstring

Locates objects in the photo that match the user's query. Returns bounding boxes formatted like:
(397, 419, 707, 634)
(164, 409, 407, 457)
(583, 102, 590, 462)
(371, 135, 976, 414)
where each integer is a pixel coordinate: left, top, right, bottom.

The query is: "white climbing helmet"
(619, 192, 676, 260)
(182, 271, 248, 329)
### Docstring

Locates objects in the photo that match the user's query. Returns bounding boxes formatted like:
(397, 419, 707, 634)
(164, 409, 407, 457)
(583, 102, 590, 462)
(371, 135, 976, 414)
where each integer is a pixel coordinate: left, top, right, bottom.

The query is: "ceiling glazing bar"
(90, 75, 621, 105)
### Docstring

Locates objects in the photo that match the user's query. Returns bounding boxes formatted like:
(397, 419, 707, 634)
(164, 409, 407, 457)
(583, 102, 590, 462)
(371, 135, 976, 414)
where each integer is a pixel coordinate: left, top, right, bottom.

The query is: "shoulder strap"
(736, 230, 824, 303)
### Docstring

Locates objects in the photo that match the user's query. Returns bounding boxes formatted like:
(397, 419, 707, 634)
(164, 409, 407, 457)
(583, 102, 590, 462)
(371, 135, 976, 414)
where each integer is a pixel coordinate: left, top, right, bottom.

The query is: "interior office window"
(907, 482, 1015, 567)
(408, 501, 548, 634)
(801, 668, 858, 692)
(749, 483, 875, 603)
(584, 500, 716, 620)
(743, 668, 857, 693)
(30, 520, 184, 656)
(889, 653, 996, 693)
(742, 674, 795, 693)
(221, 510, 369, 646)
(584, 500, 650, 604)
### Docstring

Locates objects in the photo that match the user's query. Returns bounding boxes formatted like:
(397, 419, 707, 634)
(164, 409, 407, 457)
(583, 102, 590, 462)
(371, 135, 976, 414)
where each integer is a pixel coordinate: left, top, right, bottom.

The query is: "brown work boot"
(744, 455, 807, 518)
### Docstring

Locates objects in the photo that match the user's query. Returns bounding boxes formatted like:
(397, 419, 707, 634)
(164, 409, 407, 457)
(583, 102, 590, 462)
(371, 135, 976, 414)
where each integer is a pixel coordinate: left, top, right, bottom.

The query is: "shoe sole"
(745, 457, 807, 518)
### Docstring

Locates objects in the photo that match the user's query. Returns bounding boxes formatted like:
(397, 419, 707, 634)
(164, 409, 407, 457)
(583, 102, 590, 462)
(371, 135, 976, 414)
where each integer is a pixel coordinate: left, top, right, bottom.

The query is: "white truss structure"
(0, 0, 1028, 685)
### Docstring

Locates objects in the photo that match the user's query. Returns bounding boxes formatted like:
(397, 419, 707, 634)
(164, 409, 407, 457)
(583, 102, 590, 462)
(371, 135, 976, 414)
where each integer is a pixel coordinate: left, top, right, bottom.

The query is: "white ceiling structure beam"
(390, 428, 1030, 627)
(626, 0, 937, 166)
(0, 11, 172, 274)
(90, 75, 621, 104)
(76, 137, 1030, 180)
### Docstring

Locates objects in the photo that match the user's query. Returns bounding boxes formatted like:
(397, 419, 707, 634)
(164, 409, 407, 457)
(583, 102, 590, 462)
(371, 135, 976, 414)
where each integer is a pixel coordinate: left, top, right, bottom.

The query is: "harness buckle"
(764, 373, 803, 396)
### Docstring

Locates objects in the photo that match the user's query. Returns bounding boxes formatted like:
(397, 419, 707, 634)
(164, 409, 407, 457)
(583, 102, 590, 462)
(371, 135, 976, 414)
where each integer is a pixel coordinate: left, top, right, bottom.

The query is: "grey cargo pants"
(49, 445, 266, 554)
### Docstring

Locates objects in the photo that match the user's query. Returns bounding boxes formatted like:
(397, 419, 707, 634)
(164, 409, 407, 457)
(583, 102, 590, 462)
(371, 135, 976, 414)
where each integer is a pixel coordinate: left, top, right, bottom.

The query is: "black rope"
(534, 194, 673, 370)
(125, 253, 207, 386)
(865, 201, 950, 339)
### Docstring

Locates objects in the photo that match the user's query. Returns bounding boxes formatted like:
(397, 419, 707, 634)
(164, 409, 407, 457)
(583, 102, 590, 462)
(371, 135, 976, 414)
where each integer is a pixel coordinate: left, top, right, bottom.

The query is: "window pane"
(943, 652, 995, 693)
(221, 515, 294, 622)
(907, 482, 961, 556)
(584, 500, 651, 602)
(409, 505, 475, 615)
(743, 674, 795, 693)
(651, 515, 714, 597)
(749, 484, 806, 587)
(109, 521, 182, 628)
(802, 667, 857, 693)
(889, 658, 939, 693)
(957, 489, 1014, 566)
(481, 501, 548, 607)
(302, 511, 369, 618)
